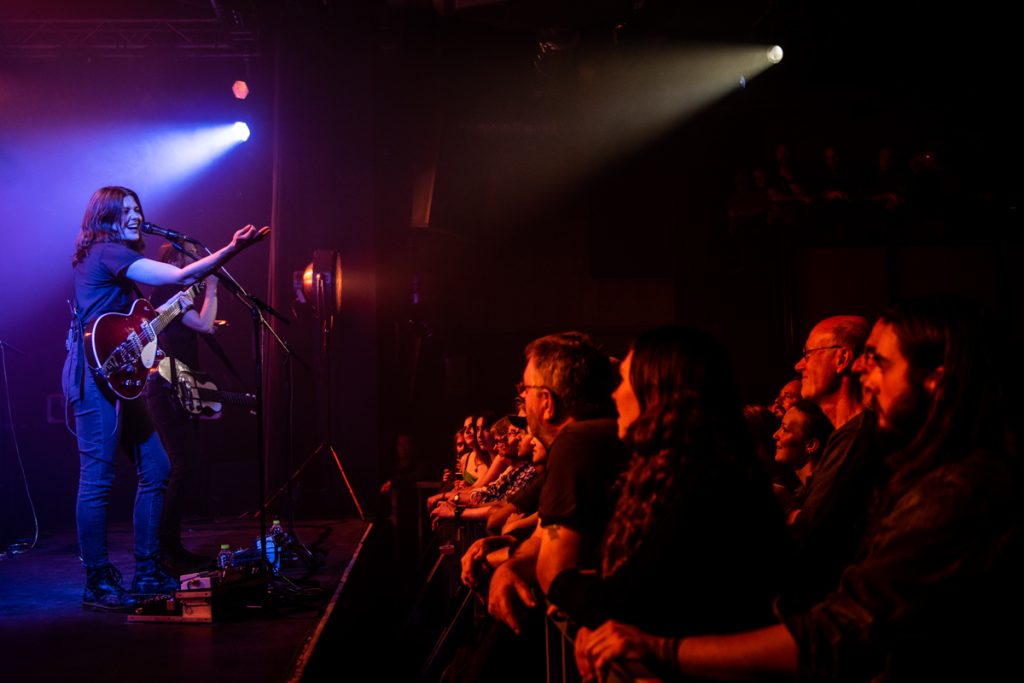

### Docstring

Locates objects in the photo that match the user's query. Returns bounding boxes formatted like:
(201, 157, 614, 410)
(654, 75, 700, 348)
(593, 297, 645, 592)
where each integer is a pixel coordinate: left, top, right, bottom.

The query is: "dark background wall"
(0, 1, 1019, 544)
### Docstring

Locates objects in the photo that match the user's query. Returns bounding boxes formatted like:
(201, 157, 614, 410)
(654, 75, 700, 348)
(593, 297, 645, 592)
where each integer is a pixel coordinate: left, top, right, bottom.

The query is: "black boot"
(83, 564, 136, 612)
(131, 556, 180, 597)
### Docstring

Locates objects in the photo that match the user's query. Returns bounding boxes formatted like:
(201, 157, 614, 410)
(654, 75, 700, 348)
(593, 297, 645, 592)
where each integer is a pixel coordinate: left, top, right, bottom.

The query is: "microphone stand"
(174, 240, 306, 575)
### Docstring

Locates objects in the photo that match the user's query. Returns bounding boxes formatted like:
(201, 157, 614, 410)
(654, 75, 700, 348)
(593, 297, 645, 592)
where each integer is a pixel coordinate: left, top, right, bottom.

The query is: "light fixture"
(302, 250, 343, 318)
(767, 45, 784, 64)
(232, 79, 250, 100)
(232, 121, 251, 142)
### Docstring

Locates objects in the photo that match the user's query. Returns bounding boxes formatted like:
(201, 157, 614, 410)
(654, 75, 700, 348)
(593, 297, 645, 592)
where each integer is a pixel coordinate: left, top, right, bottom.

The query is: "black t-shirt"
(73, 242, 144, 322)
(538, 418, 628, 567)
(64, 242, 145, 402)
(507, 472, 545, 514)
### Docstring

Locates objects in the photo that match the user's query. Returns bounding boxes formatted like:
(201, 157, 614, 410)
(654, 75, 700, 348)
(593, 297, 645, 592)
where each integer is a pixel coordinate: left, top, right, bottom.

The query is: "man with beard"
(574, 298, 1020, 682)
(769, 378, 802, 419)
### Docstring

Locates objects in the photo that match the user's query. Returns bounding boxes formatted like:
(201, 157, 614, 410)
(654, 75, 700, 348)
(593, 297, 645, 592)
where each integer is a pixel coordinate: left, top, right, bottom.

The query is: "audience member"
(549, 327, 790, 651)
(574, 298, 1020, 682)
(772, 399, 833, 523)
(789, 314, 873, 606)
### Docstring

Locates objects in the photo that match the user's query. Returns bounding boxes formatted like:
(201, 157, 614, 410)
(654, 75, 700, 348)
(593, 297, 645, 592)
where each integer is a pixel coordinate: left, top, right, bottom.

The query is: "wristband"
(657, 636, 682, 675)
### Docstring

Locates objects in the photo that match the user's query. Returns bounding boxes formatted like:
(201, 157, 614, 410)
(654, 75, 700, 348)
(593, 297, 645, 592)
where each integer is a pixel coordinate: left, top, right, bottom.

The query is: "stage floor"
(0, 517, 370, 683)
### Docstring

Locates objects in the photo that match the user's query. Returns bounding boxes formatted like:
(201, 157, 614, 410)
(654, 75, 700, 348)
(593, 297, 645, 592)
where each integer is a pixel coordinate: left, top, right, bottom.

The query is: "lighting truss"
(0, 18, 261, 59)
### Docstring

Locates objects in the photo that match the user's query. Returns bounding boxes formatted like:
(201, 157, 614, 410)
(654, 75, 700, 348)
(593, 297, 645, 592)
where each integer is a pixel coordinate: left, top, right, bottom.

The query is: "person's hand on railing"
(574, 620, 668, 683)
(460, 535, 512, 589)
(430, 500, 458, 529)
(487, 562, 537, 635)
(501, 511, 538, 537)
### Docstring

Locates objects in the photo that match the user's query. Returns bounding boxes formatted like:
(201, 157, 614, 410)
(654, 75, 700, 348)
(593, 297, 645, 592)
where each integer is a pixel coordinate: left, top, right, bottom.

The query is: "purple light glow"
(0, 67, 263, 356)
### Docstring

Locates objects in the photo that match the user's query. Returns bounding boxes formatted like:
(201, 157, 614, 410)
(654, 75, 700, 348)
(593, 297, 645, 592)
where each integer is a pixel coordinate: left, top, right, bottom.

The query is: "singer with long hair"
(62, 185, 269, 611)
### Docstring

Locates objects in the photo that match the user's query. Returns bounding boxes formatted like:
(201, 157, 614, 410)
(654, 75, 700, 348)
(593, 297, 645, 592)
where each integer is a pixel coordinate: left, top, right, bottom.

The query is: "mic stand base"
(246, 442, 365, 523)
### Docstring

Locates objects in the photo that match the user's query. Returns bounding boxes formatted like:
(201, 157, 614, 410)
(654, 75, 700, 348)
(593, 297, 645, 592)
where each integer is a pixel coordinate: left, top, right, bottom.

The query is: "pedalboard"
(127, 565, 271, 623)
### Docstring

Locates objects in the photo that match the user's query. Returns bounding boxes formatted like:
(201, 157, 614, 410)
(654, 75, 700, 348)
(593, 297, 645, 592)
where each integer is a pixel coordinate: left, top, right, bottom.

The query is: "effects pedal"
(127, 565, 271, 623)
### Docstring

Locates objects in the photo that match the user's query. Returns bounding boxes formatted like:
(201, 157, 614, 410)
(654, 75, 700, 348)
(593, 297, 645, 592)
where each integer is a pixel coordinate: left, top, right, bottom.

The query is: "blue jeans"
(142, 375, 200, 548)
(69, 363, 171, 569)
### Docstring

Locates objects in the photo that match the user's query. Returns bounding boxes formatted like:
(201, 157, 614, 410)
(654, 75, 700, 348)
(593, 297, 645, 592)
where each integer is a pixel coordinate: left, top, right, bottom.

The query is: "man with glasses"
(488, 333, 622, 626)
(450, 332, 622, 682)
(575, 299, 1018, 682)
(792, 315, 870, 486)
(788, 314, 873, 608)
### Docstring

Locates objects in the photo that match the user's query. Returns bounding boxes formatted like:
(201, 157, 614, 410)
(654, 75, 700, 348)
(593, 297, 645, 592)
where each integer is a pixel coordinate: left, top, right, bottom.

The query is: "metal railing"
(546, 610, 663, 683)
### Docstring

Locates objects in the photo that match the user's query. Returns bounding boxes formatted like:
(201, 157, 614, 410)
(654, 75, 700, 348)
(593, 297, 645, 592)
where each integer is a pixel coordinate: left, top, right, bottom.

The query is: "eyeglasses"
(800, 345, 843, 362)
(516, 382, 549, 396)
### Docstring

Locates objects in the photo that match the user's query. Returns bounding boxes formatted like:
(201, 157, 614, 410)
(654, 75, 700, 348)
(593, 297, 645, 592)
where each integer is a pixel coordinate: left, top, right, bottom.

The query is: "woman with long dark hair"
(551, 326, 790, 678)
(63, 186, 268, 611)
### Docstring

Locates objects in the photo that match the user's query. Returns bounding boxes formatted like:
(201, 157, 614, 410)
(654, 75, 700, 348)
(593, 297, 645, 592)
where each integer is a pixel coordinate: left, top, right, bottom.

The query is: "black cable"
(0, 341, 39, 558)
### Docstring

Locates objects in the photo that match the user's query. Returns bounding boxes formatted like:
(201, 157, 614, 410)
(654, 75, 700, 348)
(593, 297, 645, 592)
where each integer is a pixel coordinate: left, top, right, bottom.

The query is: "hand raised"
(230, 224, 270, 250)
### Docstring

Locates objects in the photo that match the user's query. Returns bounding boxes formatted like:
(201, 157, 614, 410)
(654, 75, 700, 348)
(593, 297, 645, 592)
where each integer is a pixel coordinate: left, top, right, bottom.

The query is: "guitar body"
(84, 283, 202, 401)
(157, 357, 255, 419)
(85, 299, 160, 400)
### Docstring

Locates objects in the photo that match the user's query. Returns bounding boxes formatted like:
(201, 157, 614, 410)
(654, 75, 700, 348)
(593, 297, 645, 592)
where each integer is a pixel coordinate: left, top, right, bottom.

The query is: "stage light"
(767, 45, 784, 64)
(232, 80, 250, 100)
(232, 121, 251, 142)
(302, 250, 343, 318)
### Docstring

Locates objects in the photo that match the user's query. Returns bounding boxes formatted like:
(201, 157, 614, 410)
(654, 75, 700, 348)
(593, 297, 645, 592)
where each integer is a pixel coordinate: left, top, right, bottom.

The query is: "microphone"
(141, 222, 201, 244)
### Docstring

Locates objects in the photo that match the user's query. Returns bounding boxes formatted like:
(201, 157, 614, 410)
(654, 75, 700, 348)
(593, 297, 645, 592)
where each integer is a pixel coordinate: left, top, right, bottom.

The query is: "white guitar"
(156, 357, 255, 419)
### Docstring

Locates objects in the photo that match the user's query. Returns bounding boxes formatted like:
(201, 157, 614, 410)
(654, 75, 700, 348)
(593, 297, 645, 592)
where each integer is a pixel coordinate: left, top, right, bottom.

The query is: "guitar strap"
(64, 296, 88, 404)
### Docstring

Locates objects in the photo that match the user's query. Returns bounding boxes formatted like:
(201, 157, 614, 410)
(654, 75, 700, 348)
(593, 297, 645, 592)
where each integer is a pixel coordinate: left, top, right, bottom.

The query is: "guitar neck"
(196, 386, 256, 408)
(152, 284, 201, 337)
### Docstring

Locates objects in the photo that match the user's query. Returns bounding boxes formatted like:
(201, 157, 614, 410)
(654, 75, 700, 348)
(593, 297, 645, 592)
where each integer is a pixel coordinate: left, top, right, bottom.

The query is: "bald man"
(787, 314, 874, 608)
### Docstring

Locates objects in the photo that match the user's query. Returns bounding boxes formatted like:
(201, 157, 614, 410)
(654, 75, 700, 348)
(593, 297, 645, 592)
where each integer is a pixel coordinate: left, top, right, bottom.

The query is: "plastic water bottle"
(217, 543, 234, 569)
(256, 520, 283, 572)
(269, 519, 287, 553)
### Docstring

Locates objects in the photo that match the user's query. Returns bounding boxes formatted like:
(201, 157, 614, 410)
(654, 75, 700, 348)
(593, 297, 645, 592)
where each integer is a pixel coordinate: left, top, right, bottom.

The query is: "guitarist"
(142, 241, 219, 570)
(61, 186, 269, 612)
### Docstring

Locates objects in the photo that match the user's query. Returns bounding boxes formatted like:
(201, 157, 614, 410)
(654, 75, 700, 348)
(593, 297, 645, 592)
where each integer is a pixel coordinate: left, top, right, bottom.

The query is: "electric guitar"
(84, 284, 202, 400)
(157, 357, 256, 419)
